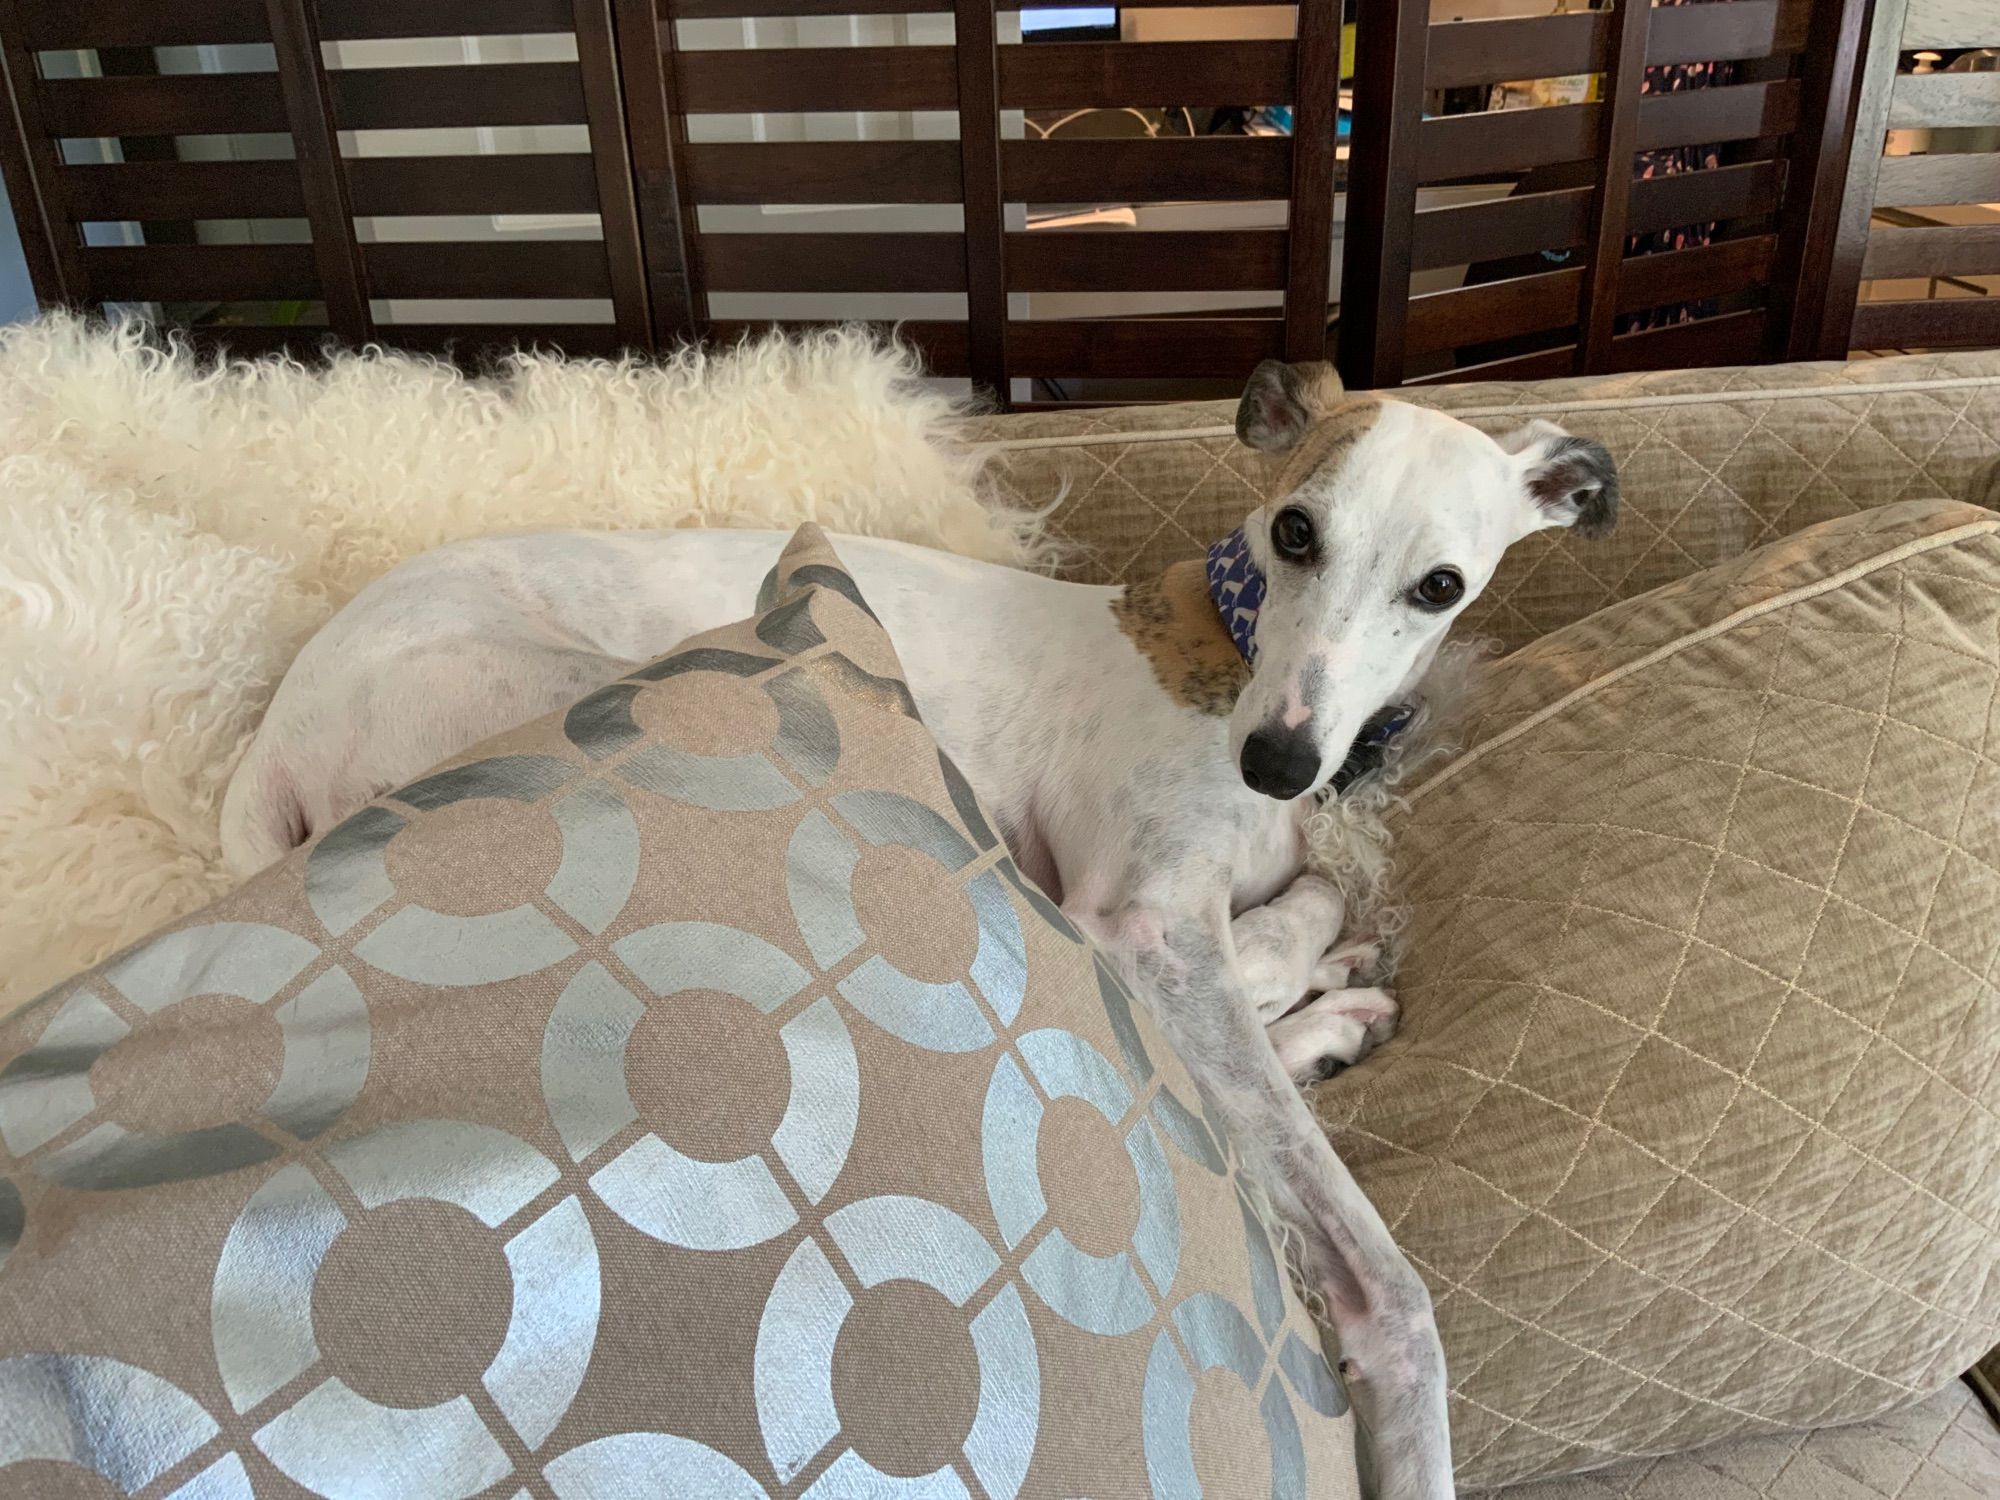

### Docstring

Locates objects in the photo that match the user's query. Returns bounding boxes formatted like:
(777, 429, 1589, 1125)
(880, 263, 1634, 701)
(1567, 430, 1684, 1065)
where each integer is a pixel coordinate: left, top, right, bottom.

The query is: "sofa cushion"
(1312, 500, 2000, 1487)
(969, 351, 2000, 651)
(0, 524, 1357, 1498)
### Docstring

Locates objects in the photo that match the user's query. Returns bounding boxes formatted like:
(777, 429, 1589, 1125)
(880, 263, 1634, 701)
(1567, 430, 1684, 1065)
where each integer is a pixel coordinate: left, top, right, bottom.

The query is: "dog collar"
(1205, 526, 1265, 664)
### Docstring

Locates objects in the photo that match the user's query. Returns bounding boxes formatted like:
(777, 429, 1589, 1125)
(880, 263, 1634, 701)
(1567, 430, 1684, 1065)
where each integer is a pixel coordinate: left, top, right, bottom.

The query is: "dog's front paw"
(1269, 987, 1398, 1084)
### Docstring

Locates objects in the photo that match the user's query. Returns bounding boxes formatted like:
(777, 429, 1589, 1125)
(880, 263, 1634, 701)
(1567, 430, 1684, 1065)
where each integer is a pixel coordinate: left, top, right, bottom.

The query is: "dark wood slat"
(614, 0, 701, 342)
(317, 0, 577, 40)
(377, 322, 629, 359)
(1411, 188, 1594, 273)
(1007, 229, 1286, 291)
(1647, 0, 1809, 65)
(998, 41, 1294, 110)
(80, 243, 319, 301)
(677, 47, 956, 114)
(684, 142, 962, 204)
(1641, 79, 1803, 152)
(268, 0, 372, 342)
(61, 160, 308, 220)
(1763, 0, 1875, 361)
(667, 0, 944, 15)
(1888, 72, 2000, 131)
(332, 64, 587, 130)
(1340, 0, 1430, 387)
(1606, 308, 1768, 373)
(574, 0, 653, 350)
(1619, 234, 1776, 314)
(1851, 296, 2000, 350)
(1284, 0, 1341, 362)
(1627, 159, 1783, 236)
(1427, 12, 1606, 90)
(344, 154, 601, 216)
(1575, 0, 1651, 372)
(1405, 268, 1583, 359)
(1002, 137, 1291, 202)
(705, 319, 970, 376)
(1819, 0, 1908, 356)
(1421, 106, 1598, 184)
(17, 0, 267, 48)
(362, 240, 614, 299)
(1007, 318, 1283, 378)
(0, 0, 84, 303)
(1863, 224, 2000, 281)
(1408, 344, 1579, 386)
(704, 233, 964, 293)
(41, 73, 287, 137)
(956, 0, 1007, 402)
(1874, 153, 2000, 209)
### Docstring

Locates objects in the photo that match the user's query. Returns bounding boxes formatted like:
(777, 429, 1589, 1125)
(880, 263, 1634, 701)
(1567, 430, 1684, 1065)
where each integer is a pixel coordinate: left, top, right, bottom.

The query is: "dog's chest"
(1230, 797, 1310, 912)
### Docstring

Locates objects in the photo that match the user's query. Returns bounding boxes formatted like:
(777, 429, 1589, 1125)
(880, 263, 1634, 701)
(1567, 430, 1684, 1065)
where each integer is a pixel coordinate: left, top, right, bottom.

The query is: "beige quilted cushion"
(970, 352, 2000, 651)
(1310, 500, 2000, 1487)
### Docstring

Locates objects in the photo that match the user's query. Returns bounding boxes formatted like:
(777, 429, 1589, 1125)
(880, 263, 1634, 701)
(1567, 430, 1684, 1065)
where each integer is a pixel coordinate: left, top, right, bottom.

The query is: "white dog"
(224, 361, 1617, 1498)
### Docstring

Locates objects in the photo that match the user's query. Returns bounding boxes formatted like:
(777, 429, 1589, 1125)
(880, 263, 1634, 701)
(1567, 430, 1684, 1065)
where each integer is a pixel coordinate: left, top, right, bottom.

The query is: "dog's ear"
(1236, 360, 1342, 454)
(1502, 420, 1619, 538)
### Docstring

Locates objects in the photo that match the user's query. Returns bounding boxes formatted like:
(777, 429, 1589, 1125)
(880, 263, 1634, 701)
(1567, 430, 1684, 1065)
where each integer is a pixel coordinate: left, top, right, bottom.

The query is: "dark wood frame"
(0, 0, 1990, 402)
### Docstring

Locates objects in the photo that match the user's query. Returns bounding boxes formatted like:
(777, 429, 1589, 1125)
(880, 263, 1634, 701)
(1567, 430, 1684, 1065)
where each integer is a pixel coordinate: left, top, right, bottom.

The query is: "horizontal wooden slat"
(1412, 188, 1593, 271)
(1888, 73, 2000, 131)
(1405, 268, 1583, 358)
(1427, 12, 1606, 90)
(666, 0, 946, 16)
(1852, 296, 2000, 350)
(1628, 159, 1783, 235)
(998, 41, 1295, 110)
(362, 240, 614, 298)
(1003, 137, 1292, 202)
(676, 47, 956, 113)
(345, 154, 600, 216)
(1643, 79, 1802, 151)
(1606, 307, 1767, 372)
(1006, 229, 1288, 291)
(332, 64, 587, 129)
(1863, 224, 2000, 281)
(702, 232, 965, 292)
(683, 142, 962, 204)
(1618, 234, 1776, 314)
(377, 322, 629, 358)
(1875, 153, 2000, 208)
(41, 73, 287, 137)
(318, 1, 577, 40)
(20, 0, 577, 47)
(1647, 0, 1808, 65)
(62, 160, 307, 220)
(1408, 344, 1578, 386)
(1007, 318, 1283, 377)
(1903, 0, 1998, 51)
(706, 318, 970, 375)
(81, 243, 320, 301)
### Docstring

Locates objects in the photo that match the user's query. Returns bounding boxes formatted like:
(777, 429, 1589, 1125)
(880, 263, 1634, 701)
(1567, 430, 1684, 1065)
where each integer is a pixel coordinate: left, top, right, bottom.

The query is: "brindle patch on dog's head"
(1111, 560, 1248, 717)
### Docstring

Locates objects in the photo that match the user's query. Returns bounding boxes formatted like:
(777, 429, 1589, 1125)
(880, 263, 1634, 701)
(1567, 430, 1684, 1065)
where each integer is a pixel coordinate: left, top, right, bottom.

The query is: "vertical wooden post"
(1336, 0, 1428, 390)
(612, 0, 701, 346)
(0, 0, 83, 307)
(266, 0, 372, 343)
(573, 0, 654, 353)
(1283, 0, 1341, 365)
(954, 0, 1007, 404)
(1573, 0, 1652, 373)
(1814, 0, 1908, 359)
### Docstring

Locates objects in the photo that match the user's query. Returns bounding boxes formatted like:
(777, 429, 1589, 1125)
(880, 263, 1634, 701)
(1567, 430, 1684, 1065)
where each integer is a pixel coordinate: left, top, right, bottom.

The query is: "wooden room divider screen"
(0, 0, 1988, 404)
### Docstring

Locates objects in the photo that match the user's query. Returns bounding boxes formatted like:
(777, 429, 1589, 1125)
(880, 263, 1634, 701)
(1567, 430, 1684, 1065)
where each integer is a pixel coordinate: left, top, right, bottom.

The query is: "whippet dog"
(223, 361, 1618, 1499)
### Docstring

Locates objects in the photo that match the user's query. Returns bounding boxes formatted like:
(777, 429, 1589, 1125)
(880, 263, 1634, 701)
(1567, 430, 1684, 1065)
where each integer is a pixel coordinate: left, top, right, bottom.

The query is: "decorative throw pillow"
(1314, 500, 2000, 1487)
(0, 524, 1357, 1499)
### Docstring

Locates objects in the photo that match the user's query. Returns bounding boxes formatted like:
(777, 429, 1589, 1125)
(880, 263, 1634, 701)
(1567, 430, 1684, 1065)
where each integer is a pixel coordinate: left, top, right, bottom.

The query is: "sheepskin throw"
(0, 318, 1042, 1013)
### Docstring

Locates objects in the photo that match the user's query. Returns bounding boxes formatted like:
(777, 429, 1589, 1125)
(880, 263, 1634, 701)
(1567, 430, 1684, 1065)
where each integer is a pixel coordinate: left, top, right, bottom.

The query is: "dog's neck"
(1203, 526, 1264, 665)
(1109, 558, 1249, 717)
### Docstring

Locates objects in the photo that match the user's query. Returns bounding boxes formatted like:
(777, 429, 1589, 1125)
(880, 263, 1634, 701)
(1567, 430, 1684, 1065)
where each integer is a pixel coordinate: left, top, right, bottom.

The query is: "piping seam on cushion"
(1409, 516, 2000, 806)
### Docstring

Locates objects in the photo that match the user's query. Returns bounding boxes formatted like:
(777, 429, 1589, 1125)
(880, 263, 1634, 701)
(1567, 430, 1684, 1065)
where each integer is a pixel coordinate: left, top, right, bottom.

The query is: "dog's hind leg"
(1269, 987, 1399, 1083)
(1233, 872, 1347, 1021)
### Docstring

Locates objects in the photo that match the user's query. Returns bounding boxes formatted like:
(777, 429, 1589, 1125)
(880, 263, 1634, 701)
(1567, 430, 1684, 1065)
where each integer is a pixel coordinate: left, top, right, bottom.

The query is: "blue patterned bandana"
(1205, 526, 1266, 664)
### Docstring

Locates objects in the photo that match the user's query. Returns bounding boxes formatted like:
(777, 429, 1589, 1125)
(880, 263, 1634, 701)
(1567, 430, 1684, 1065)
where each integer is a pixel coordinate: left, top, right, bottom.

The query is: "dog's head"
(1226, 358, 1618, 800)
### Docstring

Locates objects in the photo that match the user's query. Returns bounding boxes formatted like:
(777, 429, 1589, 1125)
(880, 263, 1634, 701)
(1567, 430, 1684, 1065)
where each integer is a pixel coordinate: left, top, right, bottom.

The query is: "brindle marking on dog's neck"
(1111, 559, 1249, 716)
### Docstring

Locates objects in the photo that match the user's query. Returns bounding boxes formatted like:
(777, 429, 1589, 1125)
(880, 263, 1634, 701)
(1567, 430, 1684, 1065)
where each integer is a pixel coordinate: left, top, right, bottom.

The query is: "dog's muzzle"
(1240, 725, 1320, 800)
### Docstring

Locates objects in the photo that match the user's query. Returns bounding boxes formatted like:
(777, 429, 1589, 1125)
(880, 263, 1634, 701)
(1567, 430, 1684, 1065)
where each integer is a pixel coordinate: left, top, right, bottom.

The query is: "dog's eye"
(1270, 506, 1316, 561)
(1412, 568, 1465, 610)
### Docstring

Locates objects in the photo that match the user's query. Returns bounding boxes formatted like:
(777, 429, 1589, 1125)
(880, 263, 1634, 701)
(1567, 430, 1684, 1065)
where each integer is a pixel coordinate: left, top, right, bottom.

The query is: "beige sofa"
(967, 352, 2000, 1497)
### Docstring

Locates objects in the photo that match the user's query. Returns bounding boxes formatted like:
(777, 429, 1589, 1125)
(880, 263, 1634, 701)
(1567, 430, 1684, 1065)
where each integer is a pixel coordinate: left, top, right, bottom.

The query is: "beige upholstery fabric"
(0, 526, 1357, 1498)
(971, 352, 2000, 652)
(1311, 501, 2000, 1487)
(1469, 1379, 2000, 1500)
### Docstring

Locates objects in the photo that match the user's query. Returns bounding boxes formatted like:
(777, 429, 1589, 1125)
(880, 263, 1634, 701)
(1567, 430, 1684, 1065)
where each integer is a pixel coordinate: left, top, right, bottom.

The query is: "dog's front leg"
(1232, 872, 1351, 1021)
(1119, 902, 1454, 1500)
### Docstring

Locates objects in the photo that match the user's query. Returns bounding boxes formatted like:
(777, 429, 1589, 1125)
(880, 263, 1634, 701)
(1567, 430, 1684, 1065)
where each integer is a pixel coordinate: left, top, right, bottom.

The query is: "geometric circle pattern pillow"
(0, 524, 1358, 1499)
(1315, 500, 2000, 1489)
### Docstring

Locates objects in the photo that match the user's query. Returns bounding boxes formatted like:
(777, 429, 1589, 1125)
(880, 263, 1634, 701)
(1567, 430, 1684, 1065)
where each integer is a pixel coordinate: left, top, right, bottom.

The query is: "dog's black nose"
(1240, 726, 1321, 800)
